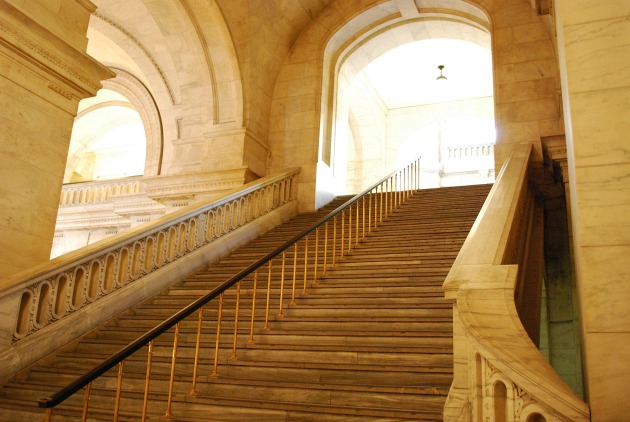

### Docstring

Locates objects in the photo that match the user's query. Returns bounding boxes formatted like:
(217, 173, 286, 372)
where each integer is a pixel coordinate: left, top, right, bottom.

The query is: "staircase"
(0, 185, 490, 421)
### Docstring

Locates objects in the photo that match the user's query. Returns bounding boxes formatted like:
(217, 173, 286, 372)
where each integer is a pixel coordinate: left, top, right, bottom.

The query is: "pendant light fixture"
(436, 65, 447, 81)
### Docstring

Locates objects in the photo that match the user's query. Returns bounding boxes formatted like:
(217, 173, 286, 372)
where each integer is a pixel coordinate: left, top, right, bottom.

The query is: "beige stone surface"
(6, 0, 94, 51)
(556, 0, 630, 417)
(563, 17, 630, 94)
(579, 245, 630, 332)
(585, 332, 630, 418)
(0, 1, 112, 278)
(0, 0, 629, 418)
(570, 87, 630, 167)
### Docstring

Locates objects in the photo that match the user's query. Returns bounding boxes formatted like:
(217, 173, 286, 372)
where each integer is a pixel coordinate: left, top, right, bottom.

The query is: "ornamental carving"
(0, 18, 102, 92)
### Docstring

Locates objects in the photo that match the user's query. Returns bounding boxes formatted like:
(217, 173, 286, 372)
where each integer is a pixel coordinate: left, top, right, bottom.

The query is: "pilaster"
(0, 1, 114, 278)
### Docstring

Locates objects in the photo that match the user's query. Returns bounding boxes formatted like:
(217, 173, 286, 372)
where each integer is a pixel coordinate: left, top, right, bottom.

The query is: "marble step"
(1, 380, 445, 421)
(113, 306, 452, 321)
(0, 185, 492, 421)
(28, 358, 452, 388)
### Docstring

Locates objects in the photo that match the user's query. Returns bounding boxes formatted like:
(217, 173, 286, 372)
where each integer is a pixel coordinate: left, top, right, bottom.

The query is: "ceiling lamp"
(436, 65, 447, 81)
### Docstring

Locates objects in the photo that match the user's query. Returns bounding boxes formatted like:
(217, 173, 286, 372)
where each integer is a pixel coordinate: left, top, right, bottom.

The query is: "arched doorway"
(330, 20, 495, 195)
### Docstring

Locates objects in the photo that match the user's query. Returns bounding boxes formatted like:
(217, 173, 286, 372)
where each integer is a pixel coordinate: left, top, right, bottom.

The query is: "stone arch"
(87, 0, 244, 175)
(333, 17, 493, 194)
(103, 68, 163, 177)
(269, 0, 560, 211)
(64, 89, 147, 183)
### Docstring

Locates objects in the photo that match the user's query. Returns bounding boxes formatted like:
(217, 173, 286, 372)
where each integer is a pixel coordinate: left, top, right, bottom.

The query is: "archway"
(331, 19, 495, 195)
(65, 88, 147, 183)
(64, 66, 165, 184)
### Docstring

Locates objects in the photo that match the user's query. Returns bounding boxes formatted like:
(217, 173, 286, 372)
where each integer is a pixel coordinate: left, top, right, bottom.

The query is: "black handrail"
(38, 156, 421, 409)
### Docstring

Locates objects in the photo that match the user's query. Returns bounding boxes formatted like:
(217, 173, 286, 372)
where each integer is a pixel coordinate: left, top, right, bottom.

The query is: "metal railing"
(38, 157, 421, 421)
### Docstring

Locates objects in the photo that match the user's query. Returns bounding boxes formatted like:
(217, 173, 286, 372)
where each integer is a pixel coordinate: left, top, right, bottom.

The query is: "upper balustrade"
(445, 143, 494, 160)
(59, 177, 143, 206)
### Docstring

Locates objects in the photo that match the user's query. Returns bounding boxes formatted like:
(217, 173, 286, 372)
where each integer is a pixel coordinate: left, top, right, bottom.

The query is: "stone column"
(556, 0, 630, 418)
(0, 1, 113, 278)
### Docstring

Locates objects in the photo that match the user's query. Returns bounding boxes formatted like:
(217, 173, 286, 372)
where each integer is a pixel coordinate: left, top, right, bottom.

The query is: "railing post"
(190, 310, 203, 395)
(313, 228, 319, 285)
(355, 200, 359, 245)
(211, 295, 224, 377)
(82, 383, 91, 422)
(380, 184, 384, 224)
(232, 281, 241, 357)
(113, 362, 124, 422)
(390, 178, 394, 214)
(291, 244, 298, 304)
(396, 172, 399, 206)
(362, 196, 366, 240)
(348, 205, 352, 252)
(332, 216, 337, 267)
(340, 212, 345, 259)
(323, 222, 329, 275)
(165, 322, 179, 417)
(142, 341, 154, 420)
(403, 167, 409, 201)
(278, 253, 286, 316)
(249, 271, 258, 343)
(368, 190, 372, 234)
(264, 261, 273, 330)
(384, 181, 388, 219)
(302, 236, 309, 294)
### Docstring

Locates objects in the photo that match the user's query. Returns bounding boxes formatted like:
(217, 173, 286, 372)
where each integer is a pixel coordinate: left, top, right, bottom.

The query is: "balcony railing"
(445, 143, 494, 160)
(59, 177, 143, 206)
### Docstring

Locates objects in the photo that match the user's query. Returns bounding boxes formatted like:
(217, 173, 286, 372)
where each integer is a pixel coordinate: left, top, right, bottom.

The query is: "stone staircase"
(0, 184, 490, 421)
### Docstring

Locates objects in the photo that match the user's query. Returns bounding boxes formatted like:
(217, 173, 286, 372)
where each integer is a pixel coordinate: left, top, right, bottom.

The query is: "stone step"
(0, 185, 491, 421)
(116, 306, 452, 321)
(147, 294, 452, 307)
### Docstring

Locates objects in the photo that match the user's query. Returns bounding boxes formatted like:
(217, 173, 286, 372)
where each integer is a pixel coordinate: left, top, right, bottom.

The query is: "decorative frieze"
(0, 3, 111, 96)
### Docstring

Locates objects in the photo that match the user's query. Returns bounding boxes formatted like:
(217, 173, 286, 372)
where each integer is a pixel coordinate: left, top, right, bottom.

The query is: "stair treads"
(0, 184, 491, 421)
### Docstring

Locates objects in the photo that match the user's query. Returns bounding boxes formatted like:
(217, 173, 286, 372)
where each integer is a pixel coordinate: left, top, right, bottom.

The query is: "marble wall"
(0, 0, 112, 278)
(491, 0, 564, 167)
(556, 0, 630, 418)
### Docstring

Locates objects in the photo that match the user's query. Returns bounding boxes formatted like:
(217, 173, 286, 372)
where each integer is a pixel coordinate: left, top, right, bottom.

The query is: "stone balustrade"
(1, 169, 299, 346)
(59, 178, 143, 206)
(442, 144, 589, 421)
(446, 143, 494, 160)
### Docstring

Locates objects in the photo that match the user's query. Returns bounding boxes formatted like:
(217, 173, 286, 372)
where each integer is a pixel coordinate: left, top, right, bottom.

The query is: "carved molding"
(144, 169, 256, 202)
(0, 12, 106, 95)
(47, 83, 73, 99)
(93, 12, 178, 105)
(103, 68, 164, 177)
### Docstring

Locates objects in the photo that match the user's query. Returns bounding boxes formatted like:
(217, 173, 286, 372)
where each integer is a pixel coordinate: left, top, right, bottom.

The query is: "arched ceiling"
(363, 38, 493, 108)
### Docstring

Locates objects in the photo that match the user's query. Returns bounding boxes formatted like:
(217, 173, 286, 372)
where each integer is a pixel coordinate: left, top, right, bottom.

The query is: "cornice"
(0, 3, 113, 97)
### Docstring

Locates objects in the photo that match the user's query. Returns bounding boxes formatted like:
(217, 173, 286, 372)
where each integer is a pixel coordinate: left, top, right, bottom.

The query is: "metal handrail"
(38, 156, 421, 414)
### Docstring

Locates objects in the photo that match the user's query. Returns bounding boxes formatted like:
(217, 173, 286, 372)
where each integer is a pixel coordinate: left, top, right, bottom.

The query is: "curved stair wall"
(0, 169, 300, 383)
(442, 144, 589, 421)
